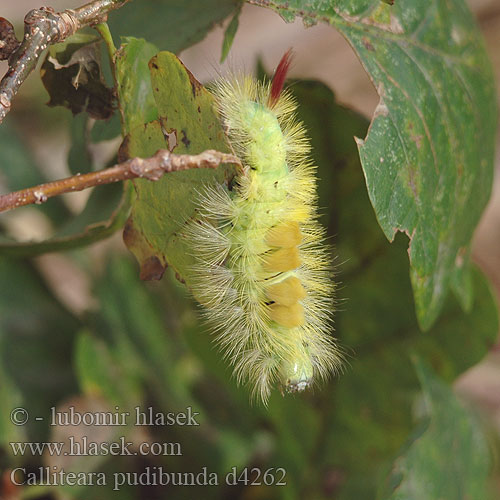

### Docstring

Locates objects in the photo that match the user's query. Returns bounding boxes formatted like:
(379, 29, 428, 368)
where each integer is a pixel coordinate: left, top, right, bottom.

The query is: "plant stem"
(95, 21, 116, 59)
(0, 149, 240, 213)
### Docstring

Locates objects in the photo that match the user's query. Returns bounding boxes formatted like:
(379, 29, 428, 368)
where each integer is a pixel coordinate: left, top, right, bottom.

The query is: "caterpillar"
(183, 51, 342, 403)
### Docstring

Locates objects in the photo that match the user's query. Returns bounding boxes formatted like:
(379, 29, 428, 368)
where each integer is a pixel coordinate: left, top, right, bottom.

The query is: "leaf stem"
(95, 21, 116, 60)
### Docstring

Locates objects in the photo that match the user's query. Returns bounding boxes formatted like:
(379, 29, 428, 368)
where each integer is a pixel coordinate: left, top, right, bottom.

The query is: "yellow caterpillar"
(183, 52, 342, 403)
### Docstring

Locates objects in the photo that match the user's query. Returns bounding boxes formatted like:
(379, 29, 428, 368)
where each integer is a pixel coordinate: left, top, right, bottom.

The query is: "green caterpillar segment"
(280, 355, 314, 393)
(240, 102, 287, 176)
(181, 66, 342, 403)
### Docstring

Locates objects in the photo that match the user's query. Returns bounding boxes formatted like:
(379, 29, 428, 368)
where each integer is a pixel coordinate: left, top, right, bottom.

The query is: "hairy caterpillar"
(183, 51, 342, 403)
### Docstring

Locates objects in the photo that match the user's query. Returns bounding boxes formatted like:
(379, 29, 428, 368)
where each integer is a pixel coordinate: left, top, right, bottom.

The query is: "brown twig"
(0, 149, 240, 213)
(0, 0, 130, 123)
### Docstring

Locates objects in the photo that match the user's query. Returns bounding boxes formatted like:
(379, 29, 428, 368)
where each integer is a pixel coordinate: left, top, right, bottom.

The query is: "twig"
(0, 0, 130, 123)
(0, 149, 240, 213)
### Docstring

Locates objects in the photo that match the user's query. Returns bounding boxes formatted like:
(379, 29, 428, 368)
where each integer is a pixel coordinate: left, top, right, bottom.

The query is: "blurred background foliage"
(0, 1, 499, 499)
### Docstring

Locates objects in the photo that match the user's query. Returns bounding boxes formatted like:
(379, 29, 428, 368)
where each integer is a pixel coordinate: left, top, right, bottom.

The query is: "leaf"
(68, 113, 93, 175)
(328, 251, 497, 499)
(122, 51, 237, 284)
(220, 2, 242, 63)
(380, 359, 492, 500)
(90, 112, 122, 142)
(108, 0, 241, 54)
(84, 255, 263, 486)
(248, 0, 497, 330)
(114, 37, 159, 135)
(40, 33, 114, 119)
(75, 330, 117, 398)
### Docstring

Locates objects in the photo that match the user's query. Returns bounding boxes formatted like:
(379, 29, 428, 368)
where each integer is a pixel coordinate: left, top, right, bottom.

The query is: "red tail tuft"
(268, 49, 293, 108)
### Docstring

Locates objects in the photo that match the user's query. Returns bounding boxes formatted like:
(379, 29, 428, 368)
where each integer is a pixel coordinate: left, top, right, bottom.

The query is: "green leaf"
(90, 112, 122, 142)
(88, 255, 265, 484)
(114, 37, 159, 135)
(108, 0, 241, 54)
(248, 0, 497, 330)
(220, 2, 242, 63)
(381, 359, 492, 500)
(68, 113, 93, 175)
(328, 250, 497, 499)
(122, 51, 237, 284)
(40, 33, 114, 119)
(0, 119, 116, 256)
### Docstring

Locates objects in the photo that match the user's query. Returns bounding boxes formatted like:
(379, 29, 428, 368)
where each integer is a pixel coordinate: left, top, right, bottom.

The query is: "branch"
(0, 149, 240, 213)
(0, 0, 130, 123)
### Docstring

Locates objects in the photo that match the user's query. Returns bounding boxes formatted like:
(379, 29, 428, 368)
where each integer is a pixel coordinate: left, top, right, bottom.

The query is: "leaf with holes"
(249, 0, 497, 330)
(122, 51, 237, 283)
(40, 33, 114, 119)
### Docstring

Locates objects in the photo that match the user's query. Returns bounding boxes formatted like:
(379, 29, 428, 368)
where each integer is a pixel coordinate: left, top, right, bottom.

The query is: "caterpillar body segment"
(182, 54, 341, 403)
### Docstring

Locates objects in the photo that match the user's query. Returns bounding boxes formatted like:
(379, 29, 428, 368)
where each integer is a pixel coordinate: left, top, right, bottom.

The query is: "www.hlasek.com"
(10, 436, 182, 458)
(10, 467, 287, 490)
